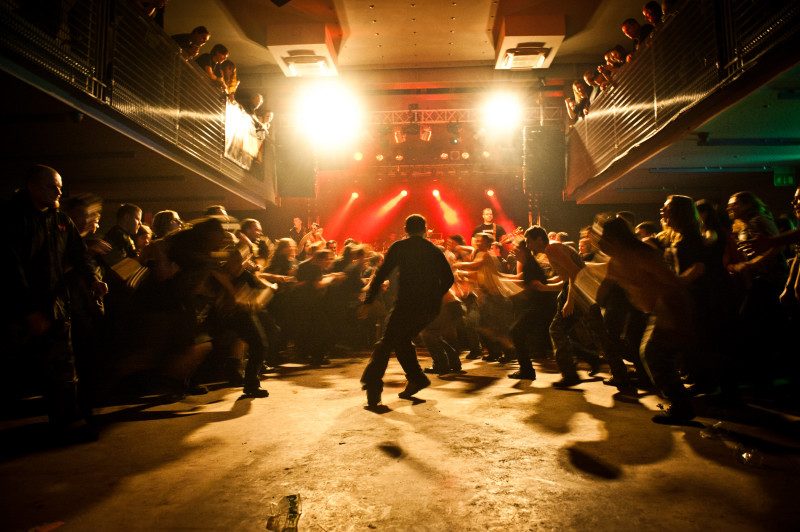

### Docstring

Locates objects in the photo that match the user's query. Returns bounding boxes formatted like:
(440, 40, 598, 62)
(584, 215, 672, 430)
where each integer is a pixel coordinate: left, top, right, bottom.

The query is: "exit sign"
(774, 169, 796, 187)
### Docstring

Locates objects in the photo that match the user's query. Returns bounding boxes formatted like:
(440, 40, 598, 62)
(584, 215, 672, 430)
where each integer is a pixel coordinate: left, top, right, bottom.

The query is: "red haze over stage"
(315, 174, 528, 249)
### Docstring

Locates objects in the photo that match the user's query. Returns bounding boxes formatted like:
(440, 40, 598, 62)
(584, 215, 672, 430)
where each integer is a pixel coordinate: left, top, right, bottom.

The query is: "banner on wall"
(224, 100, 264, 170)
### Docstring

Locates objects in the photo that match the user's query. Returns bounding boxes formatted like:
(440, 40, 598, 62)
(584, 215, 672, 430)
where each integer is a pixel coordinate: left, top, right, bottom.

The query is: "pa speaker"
(523, 127, 565, 193)
(276, 132, 317, 198)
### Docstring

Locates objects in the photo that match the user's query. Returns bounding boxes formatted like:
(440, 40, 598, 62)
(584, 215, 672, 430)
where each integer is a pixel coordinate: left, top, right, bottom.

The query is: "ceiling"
(2, 0, 798, 221)
(163, 0, 640, 72)
(165, 0, 800, 211)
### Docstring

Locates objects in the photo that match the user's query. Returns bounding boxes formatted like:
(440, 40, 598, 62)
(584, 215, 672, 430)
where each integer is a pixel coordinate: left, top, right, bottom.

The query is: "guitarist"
(471, 208, 507, 243)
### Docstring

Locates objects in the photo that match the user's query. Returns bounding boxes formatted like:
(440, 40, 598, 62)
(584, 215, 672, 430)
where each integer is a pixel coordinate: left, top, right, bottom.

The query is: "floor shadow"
(565, 446, 623, 479)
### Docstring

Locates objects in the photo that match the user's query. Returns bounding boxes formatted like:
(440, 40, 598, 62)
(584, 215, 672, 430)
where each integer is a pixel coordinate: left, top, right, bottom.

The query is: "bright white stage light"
(295, 82, 364, 148)
(482, 93, 522, 132)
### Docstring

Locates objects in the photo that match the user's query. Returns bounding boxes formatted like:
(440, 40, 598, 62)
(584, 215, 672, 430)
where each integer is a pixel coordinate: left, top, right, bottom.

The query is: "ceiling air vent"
(501, 42, 551, 69)
(267, 24, 338, 78)
(495, 15, 564, 70)
(283, 50, 331, 77)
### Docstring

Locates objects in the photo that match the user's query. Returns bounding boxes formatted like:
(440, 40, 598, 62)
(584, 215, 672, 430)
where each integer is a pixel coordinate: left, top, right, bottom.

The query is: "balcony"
(566, 0, 800, 204)
(0, 0, 274, 209)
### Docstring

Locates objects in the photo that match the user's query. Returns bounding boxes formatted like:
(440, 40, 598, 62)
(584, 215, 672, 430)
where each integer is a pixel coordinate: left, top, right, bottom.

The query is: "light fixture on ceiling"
(494, 15, 564, 70)
(283, 51, 332, 77)
(267, 24, 338, 78)
(501, 43, 551, 69)
(393, 127, 406, 144)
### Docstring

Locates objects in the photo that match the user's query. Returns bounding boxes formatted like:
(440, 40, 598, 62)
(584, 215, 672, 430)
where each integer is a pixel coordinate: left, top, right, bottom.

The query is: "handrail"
(565, 0, 800, 202)
(0, 0, 271, 206)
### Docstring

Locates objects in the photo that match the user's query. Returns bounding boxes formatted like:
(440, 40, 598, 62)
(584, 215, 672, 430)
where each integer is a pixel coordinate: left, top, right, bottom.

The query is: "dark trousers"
(421, 301, 463, 371)
(30, 319, 85, 428)
(603, 285, 645, 381)
(640, 315, 690, 407)
(219, 309, 268, 388)
(549, 292, 608, 379)
(511, 297, 556, 374)
(361, 305, 439, 388)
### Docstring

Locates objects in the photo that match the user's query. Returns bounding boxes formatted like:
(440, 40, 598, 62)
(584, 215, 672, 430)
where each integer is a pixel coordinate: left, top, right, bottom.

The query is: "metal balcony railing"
(0, 0, 269, 203)
(566, 0, 800, 202)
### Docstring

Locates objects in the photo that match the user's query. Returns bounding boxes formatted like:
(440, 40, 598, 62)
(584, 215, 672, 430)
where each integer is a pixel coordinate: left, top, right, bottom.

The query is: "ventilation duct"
(495, 15, 564, 70)
(267, 24, 338, 77)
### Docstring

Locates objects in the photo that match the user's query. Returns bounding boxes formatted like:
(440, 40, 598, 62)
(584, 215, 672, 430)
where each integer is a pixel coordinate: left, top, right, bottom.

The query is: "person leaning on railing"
(195, 43, 229, 86)
(565, 80, 591, 123)
(621, 17, 654, 56)
(220, 60, 239, 100)
(172, 26, 210, 61)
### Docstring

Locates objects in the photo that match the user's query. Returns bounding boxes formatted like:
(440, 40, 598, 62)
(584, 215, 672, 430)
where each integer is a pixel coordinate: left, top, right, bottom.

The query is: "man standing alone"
(360, 214, 454, 408)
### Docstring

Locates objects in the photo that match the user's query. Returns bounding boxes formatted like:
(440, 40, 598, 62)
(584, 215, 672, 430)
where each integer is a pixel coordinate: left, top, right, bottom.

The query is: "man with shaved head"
(359, 214, 454, 408)
(2, 165, 107, 442)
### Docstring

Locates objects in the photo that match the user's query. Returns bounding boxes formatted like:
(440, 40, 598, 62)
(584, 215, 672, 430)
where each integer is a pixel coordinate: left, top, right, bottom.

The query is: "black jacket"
(2, 190, 97, 321)
(365, 236, 454, 313)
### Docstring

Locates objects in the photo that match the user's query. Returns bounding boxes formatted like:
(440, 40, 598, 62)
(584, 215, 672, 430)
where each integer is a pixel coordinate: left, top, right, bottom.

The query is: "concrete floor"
(2, 354, 800, 532)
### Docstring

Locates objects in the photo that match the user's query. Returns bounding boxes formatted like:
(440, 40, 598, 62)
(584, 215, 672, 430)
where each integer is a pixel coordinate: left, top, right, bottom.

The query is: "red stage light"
(461, 151, 470, 160)
(440, 152, 449, 160)
(395, 154, 404, 161)
(376, 154, 384, 161)
(487, 189, 495, 197)
(351, 192, 359, 199)
(353, 152, 363, 161)
(432, 189, 440, 197)
(401, 190, 408, 197)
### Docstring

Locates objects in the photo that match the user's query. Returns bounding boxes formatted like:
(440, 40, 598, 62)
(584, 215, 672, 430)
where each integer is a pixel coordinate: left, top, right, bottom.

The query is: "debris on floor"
(266, 494, 302, 532)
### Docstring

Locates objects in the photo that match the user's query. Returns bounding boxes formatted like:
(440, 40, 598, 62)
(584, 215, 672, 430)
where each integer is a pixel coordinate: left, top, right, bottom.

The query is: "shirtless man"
(526, 226, 634, 390)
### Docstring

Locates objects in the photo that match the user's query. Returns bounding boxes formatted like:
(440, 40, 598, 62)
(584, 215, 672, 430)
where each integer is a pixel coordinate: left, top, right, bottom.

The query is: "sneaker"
(508, 370, 536, 380)
(398, 375, 431, 399)
(651, 404, 695, 425)
(424, 366, 449, 375)
(552, 376, 581, 388)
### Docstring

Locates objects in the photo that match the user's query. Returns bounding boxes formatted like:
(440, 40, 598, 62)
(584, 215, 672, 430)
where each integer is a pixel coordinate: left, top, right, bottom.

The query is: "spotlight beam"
(434, 194, 459, 226)
(356, 190, 409, 241)
(326, 193, 360, 239)
(487, 194, 514, 233)
(377, 191, 407, 217)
